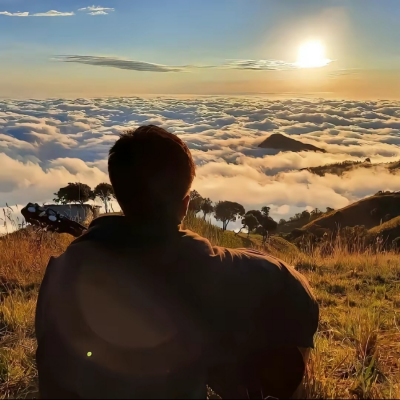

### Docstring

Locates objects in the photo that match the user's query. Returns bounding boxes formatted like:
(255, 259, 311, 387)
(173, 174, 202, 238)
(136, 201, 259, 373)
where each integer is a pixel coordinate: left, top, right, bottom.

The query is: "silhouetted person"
(36, 125, 319, 399)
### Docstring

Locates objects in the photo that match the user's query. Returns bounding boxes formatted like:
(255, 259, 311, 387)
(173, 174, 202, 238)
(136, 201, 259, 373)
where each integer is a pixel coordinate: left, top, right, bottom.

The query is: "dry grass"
(1, 216, 400, 399)
(0, 228, 73, 399)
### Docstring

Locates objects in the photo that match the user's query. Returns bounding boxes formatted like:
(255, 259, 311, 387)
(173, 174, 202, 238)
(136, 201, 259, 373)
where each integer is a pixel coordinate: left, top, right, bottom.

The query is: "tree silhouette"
(242, 213, 259, 238)
(261, 206, 271, 217)
(258, 215, 278, 244)
(310, 208, 323, 221)
(200, 198, 214, 220)
(53, 191, 68, 205)
(93, 183, 115, 213)
(53, 183, 92, 205)
(214, 201, 245, 231)
(188, 190, 203, 214)
(245, 210, 263, 223)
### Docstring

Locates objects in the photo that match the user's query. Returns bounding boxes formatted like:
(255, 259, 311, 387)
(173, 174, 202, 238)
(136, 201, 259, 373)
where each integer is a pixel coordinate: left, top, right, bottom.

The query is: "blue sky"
(1, 0, 399, 98)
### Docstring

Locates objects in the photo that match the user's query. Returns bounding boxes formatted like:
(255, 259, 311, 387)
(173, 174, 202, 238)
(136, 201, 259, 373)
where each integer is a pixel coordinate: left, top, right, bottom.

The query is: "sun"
(296, 41, 331, 69)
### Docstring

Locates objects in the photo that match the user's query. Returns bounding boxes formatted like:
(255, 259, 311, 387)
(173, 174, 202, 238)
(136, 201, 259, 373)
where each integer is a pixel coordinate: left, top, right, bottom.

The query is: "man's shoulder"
(181, 229, 288, 266)
(179, 231, 311, 292)
(178, 229, 215, 255)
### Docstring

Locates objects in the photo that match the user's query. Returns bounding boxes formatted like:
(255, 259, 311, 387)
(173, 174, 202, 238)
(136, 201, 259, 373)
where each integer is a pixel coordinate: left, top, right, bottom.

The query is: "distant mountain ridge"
(258, 133, 326, 153)
(301, 159, 400, 177)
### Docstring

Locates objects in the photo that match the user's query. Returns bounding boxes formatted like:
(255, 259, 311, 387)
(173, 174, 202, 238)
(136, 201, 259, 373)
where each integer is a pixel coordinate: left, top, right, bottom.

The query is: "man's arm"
(208, 345, 309, 399)
(206, 248, 319, 399)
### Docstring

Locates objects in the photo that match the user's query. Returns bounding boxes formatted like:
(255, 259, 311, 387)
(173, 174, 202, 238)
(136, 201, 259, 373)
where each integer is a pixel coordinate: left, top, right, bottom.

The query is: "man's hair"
(108, 125, 195, 220)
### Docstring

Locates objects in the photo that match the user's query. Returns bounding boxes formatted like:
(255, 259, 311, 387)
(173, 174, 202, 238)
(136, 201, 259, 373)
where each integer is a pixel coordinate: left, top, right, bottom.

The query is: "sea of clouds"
(1, 96, 400, 231)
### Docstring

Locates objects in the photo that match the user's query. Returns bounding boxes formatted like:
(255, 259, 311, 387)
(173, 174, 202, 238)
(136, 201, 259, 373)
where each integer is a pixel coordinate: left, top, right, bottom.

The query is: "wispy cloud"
(88, 11, 108, 15)
(0, 5, 114, 18)
(55, 54, 334, 74)
(0, 10, 74, 17)
(328, 68, 360, 78)
(55, 55, 186, 72)
(224, 59, 299, 71)
(78, 5, 115, 15)
(0, 11, 29, 16)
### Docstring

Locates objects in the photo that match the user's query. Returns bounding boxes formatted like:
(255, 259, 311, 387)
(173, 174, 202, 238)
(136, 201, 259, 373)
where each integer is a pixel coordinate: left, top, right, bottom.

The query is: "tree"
(293, 213, 302, 221)
(200, 198, 214, 220)
(261, 206, 271, 217)
(188, 190, 203, 214)
(93, 183, 115, 213)
(258, 215, 278, 244)
(53, 182, 92, 205)
(301, 210, 311, 220)
(326, 207, 335, 213)
(311, 208, 321, 215)
(242, 213, 259, 238)
(190, 190, 201, 201)
(53, 191, 68, 205)
(310, 208, 323, 221)
(279, 219, 287, 225)
(245, 210, 263, 223)
(214, 201, 245, 231)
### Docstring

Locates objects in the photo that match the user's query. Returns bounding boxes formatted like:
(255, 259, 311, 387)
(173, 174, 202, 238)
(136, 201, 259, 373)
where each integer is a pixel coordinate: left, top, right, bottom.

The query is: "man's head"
(108, 125, 195, 224)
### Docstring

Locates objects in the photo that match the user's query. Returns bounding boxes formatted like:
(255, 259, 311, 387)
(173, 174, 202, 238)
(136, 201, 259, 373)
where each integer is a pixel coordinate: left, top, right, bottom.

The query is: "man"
(36, 125, 319, 399)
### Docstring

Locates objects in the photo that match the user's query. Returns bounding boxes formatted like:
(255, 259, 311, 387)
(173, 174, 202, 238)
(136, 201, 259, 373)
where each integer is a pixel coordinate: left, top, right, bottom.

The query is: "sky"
(1, 0, 400, 98)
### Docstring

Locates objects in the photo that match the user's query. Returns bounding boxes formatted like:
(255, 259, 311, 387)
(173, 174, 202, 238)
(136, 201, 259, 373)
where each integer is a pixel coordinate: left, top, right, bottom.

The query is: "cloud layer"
(0, 97, 400, 229)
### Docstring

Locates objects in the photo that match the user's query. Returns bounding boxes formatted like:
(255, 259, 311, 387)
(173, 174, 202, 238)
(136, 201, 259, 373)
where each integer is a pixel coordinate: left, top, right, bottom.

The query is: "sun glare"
(296, 41, 331, 69)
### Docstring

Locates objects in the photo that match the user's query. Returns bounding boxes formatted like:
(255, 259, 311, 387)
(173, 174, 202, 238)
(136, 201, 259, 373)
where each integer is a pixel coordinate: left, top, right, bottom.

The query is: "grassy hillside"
(368, 216, 400, 242)
(277, 217, 311, 234)
(183, 213, 299, 256)
(1, 216, 400, 399)
(302, 193, 400, 232)
(369, 215, 400, 234)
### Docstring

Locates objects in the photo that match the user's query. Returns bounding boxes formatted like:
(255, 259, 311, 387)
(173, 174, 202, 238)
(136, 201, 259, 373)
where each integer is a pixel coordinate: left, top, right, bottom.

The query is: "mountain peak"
(258, 133, 326, 153)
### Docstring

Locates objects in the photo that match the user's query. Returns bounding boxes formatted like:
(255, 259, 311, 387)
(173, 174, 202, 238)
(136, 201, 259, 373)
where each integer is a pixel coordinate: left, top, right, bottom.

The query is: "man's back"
(36, 215, 319, 399)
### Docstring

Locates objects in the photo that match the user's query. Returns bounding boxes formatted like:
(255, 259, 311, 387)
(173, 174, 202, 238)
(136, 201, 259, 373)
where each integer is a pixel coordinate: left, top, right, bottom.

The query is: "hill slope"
(182, 212, 296, 255)
(277, 217, 311, 234)
(258, 133, 326, 153)
(368, 215, 400, 243)
(301, 192, 400, 232)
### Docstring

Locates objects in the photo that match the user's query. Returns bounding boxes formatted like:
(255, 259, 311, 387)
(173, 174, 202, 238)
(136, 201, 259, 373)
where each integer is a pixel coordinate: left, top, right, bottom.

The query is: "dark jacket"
(36, 215, 319, 399)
